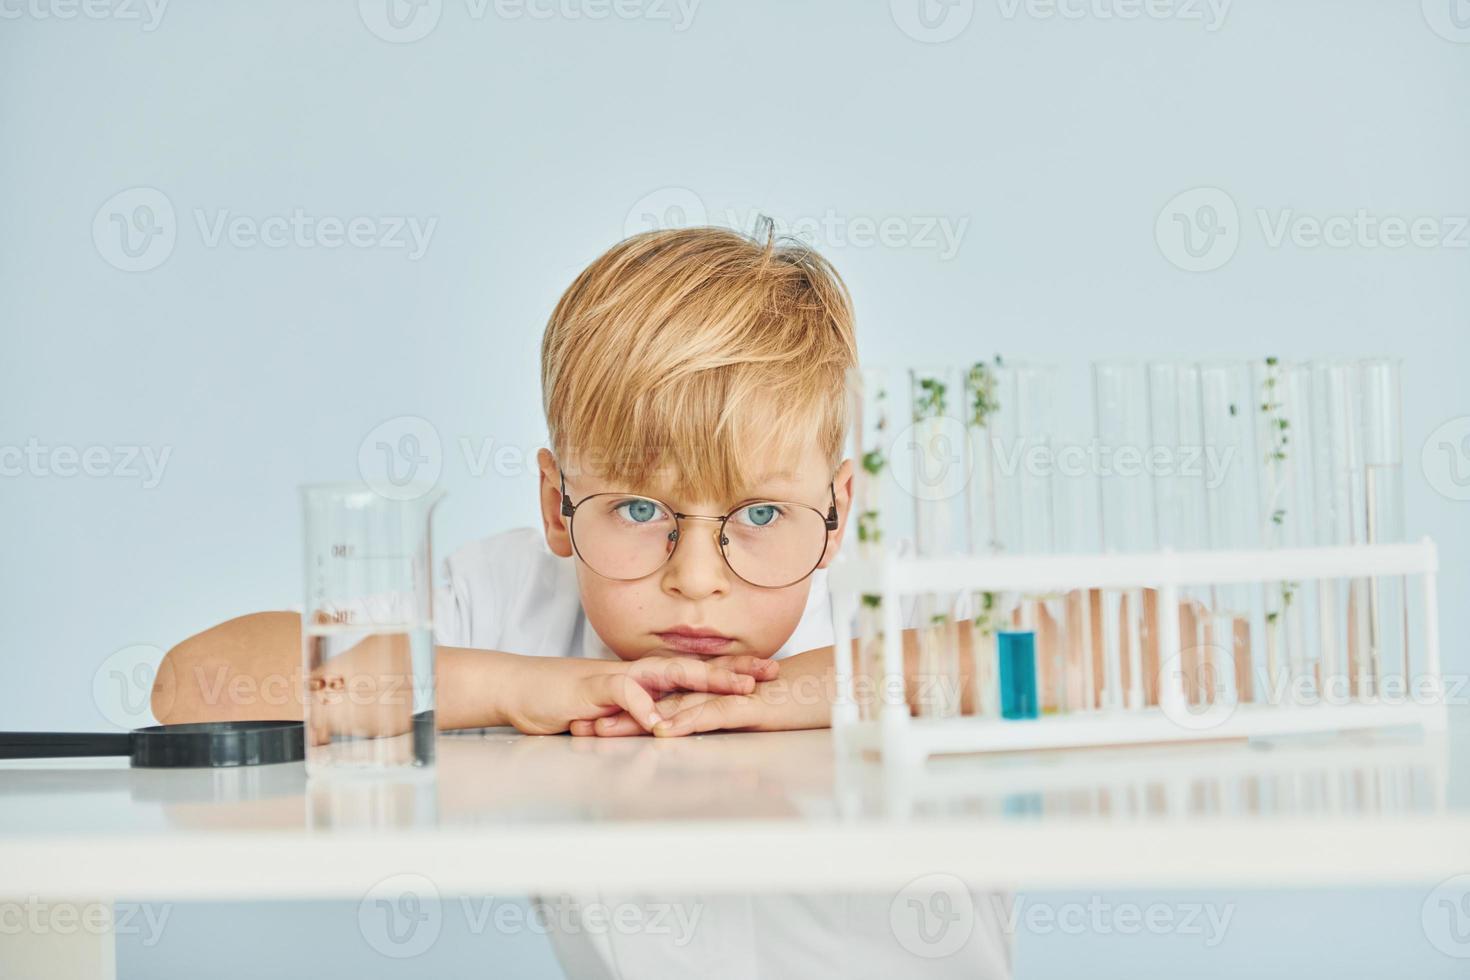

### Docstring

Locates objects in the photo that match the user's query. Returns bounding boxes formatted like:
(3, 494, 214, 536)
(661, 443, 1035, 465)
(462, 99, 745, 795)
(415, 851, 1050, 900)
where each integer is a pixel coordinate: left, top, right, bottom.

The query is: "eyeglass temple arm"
(559, 472, 574, 518)
(824, 483, 838, 531)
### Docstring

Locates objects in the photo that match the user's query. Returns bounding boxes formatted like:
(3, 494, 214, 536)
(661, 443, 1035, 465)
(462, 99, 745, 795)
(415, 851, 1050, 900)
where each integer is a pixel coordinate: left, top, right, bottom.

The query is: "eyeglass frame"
(558, 470, 840, 589)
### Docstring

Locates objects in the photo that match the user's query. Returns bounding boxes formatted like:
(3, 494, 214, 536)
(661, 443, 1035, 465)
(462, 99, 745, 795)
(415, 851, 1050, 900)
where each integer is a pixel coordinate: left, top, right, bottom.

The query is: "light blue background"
(3, 0, 1468, 977)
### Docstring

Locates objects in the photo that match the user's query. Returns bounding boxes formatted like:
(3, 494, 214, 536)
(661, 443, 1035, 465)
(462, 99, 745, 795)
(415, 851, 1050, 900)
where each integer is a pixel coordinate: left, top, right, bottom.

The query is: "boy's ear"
(817, 457, 855, 569)
(537, 448, 574, 558)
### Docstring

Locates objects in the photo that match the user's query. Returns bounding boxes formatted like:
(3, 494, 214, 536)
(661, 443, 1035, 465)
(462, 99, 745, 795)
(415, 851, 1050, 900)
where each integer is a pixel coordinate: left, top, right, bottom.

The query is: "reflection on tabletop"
(2, 722, 1461, 834)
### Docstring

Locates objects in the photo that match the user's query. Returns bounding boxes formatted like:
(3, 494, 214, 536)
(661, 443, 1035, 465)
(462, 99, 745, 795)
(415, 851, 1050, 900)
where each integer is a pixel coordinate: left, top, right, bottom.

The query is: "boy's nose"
(660, 523, 730, 600)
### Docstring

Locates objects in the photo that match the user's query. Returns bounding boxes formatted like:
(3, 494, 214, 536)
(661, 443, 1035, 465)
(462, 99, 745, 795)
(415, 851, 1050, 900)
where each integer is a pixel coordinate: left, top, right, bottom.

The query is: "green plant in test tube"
(962, 356, 1004, 718)
(909, 365, 969, 719)
(1254, 357, 1320, 700)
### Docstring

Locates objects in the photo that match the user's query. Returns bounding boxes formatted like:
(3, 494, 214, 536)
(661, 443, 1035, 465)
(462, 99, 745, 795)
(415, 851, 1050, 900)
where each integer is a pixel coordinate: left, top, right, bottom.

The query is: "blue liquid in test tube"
(998, 631, 1039, 720)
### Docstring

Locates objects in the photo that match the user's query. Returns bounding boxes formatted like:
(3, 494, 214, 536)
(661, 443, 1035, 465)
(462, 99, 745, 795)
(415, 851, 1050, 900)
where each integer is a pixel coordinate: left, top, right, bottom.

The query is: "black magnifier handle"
(0, 732, 135, 759)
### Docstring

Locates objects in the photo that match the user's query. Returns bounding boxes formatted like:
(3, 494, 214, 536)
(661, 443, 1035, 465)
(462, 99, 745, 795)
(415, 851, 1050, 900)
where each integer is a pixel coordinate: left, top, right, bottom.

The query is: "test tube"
(1092, 360, 1153, 711)
(989, 360, 1066, 715)
(848, 366, 900, 722)
(1198, 360, 1258, 705)
(1052, 456, 1099, 711)
(1148, 361, 1231, 711)
(907, 364, 969, 719)
(1251, 358, 1321, 704)
(963, 356, 1003, 718)
(1360, 357, 1409, 693)
(1308, 359, 1364, 703)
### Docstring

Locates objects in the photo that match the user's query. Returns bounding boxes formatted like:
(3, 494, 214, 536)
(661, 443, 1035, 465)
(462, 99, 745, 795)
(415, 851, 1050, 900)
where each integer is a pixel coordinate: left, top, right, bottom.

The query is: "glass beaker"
(301, 484, 444, 775)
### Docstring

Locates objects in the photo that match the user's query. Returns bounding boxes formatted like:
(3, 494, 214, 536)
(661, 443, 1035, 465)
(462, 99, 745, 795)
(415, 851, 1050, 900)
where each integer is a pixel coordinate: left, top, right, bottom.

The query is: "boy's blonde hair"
(541, 224, 857, 502)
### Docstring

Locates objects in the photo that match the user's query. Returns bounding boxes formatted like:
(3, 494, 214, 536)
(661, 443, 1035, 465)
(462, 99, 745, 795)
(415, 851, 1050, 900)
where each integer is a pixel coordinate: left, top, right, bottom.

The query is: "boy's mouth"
(655, 626, 733, 655)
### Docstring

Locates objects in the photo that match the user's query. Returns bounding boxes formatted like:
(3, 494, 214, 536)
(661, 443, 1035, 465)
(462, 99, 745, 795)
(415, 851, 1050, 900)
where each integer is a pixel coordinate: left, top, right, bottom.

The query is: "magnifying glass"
(0, 721, 304, 768)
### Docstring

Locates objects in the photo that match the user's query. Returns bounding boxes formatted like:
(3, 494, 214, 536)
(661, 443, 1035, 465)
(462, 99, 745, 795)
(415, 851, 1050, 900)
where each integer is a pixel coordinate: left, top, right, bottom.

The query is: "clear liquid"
(304, 624, 435, 773)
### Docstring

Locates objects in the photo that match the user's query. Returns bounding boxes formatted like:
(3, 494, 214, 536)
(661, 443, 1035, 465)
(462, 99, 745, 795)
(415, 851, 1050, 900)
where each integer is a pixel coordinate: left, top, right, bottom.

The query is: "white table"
(4, 715, 1470, 976)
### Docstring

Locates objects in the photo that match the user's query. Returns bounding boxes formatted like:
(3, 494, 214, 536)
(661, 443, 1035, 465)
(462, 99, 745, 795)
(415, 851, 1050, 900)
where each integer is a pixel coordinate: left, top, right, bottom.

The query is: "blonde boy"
(156, 225, 903, 735)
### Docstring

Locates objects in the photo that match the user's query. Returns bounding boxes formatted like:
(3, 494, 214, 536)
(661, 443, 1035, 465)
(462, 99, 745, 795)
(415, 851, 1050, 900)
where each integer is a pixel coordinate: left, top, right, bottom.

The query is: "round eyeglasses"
(559, 472, 839, 589)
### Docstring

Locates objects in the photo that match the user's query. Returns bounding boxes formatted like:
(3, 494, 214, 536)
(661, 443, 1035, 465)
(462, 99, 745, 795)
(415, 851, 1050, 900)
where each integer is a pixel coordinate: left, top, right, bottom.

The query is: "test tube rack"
(828, 537, 1444, 765)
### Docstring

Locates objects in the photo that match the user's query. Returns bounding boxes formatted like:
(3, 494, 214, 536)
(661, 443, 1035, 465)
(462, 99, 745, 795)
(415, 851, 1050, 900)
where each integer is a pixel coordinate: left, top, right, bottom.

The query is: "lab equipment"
(301, 483, 443, 775)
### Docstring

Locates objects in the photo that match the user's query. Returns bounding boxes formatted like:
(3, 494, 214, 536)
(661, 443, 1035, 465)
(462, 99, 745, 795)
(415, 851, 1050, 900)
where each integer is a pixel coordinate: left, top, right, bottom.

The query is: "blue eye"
(617, 499, 662, 524)
(740, 504, 780, 527)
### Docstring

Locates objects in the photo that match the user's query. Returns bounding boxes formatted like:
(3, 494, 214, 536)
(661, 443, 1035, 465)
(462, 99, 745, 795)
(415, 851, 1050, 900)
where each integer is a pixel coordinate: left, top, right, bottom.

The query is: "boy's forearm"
(436, 646, 519, 730)
(153, 611, 523, 731)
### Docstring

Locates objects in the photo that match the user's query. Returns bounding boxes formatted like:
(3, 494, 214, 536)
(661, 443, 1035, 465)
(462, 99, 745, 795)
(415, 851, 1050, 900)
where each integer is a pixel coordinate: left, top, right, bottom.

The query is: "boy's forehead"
(567, 441, 825, 503)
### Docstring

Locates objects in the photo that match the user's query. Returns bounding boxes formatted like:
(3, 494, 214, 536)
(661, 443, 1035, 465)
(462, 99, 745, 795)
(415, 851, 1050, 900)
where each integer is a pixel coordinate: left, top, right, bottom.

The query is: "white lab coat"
(433, 527, 1013, 980)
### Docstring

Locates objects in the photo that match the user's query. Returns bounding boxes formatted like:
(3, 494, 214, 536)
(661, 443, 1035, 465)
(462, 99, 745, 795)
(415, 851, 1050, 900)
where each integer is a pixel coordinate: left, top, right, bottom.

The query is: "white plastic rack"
(828, 538, 1444, 765)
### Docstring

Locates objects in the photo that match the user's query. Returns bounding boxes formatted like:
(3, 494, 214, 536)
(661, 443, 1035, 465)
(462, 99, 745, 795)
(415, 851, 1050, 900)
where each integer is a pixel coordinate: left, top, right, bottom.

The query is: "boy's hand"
(568, 669, 828, 738)
(504, 654, 779, 736)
